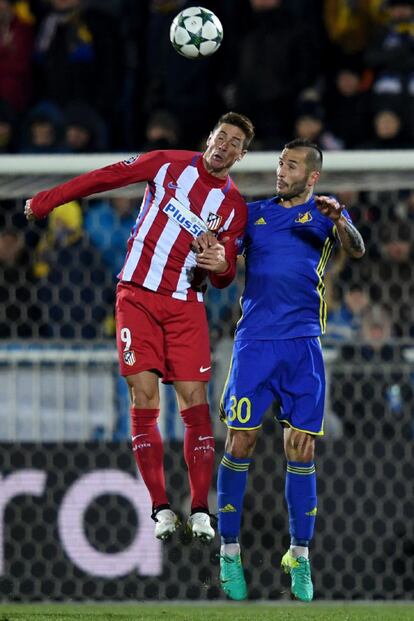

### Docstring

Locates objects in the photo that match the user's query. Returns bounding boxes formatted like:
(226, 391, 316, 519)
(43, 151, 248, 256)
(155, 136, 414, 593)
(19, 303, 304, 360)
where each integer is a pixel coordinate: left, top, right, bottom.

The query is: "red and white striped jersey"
(29, 150, 247, 301)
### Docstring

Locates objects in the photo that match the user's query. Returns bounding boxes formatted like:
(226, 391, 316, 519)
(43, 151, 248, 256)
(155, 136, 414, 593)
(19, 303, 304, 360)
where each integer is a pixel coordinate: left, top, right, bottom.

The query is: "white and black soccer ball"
(169, 6, 223, 59)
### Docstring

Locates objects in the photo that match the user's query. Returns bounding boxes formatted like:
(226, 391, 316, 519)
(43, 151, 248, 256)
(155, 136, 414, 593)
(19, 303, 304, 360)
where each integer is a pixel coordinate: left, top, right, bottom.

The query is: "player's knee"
(226, 429, 257, 459)
(175, 382, 208, 410)
(284, 429, 315, 462)
(127, 378, 159, 409)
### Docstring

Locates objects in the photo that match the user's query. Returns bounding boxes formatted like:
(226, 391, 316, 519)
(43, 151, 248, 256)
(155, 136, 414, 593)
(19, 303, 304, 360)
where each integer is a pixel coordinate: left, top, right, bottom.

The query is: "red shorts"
(115, 282, 211, 382)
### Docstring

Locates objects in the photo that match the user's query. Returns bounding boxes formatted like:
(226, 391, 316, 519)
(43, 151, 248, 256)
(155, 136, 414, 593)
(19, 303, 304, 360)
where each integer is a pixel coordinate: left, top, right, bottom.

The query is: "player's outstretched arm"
(315, 195, 365, 259)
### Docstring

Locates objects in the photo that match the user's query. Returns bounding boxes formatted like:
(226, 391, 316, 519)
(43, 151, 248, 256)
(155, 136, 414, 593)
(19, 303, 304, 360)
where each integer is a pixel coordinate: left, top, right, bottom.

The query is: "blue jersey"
(235, 195, 351, 340)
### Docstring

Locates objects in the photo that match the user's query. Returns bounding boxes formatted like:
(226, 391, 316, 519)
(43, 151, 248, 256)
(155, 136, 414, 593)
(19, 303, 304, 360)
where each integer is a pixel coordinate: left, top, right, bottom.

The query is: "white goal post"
(0, 150, 413, 198)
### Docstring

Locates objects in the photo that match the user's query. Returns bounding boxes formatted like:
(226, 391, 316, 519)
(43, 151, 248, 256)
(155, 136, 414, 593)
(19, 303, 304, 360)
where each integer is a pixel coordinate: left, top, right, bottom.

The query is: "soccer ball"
(169, 6, 223, 59)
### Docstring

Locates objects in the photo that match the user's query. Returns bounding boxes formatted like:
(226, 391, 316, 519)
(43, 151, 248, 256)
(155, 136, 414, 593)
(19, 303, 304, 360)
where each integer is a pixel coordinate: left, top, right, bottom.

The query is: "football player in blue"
(195, 138, 365, 601)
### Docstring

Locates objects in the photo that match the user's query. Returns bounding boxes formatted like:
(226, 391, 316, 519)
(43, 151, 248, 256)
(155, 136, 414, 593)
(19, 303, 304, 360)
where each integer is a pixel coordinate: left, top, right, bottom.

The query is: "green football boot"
(220, 554, 247, 601)
(281, 550, 313, 602)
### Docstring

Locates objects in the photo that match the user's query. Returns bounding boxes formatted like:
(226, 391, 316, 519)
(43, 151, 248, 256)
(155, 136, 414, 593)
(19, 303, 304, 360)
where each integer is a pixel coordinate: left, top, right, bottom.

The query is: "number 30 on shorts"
(228, 395, 252, 423)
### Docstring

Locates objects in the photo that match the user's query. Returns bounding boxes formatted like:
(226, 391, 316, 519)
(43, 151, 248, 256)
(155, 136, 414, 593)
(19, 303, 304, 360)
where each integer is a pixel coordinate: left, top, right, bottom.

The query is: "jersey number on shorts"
(120, 327, 132, 351)
(228, 396, 251, 423)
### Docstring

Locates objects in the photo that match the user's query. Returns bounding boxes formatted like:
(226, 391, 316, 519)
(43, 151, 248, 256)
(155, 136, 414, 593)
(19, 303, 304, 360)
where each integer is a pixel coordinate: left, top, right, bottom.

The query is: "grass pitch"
(0, 602, 413, 621)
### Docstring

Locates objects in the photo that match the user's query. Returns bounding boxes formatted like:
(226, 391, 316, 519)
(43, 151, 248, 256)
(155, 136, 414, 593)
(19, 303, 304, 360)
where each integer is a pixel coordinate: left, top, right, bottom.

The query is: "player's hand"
(24, 199, 35, 221)
(191, 231, 217, 253)
(315, 195, 344, 222)
(196, 236, 230, 273)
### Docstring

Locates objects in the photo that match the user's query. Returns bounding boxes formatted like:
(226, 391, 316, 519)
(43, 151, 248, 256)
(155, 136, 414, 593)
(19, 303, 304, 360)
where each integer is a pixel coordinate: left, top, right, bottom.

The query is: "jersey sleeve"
(209, 193, 247, 289)
(29, 151, 166, 219)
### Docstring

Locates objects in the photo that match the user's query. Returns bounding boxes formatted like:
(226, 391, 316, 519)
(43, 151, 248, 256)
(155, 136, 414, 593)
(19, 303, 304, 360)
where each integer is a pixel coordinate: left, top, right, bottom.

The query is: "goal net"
(0, 151, 413, 602)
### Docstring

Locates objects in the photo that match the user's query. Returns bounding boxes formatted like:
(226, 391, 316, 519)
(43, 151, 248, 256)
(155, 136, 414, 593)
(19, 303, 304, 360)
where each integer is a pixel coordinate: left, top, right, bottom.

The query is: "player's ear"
(238, 149, 248, 162)
(309, 170, 320, 186)
(206, 132, 213, 147)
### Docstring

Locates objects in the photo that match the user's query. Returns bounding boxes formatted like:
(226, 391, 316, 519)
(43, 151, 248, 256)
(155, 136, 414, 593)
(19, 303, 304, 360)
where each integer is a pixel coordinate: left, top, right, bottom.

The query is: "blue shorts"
(220, 337, 325, 435)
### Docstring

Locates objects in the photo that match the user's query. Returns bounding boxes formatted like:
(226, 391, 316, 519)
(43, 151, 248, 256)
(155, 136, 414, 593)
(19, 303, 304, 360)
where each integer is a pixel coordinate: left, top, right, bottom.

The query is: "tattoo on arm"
(341, 220, 365, 255)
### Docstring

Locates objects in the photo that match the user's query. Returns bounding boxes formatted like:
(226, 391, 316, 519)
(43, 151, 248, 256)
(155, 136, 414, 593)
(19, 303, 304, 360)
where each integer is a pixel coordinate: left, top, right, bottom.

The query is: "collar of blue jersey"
(272, 195, 315, 209)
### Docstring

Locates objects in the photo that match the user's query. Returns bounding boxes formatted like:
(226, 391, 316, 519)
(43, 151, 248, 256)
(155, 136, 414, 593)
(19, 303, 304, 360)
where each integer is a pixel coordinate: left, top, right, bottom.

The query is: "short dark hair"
(214, 112, 255, 149)
(284, 138, 323, 172)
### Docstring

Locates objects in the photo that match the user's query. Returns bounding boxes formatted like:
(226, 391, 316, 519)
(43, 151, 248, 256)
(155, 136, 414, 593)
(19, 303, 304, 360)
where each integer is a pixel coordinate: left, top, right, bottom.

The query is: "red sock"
(130, 408, 169, 509)
(180, 404, 215, 512)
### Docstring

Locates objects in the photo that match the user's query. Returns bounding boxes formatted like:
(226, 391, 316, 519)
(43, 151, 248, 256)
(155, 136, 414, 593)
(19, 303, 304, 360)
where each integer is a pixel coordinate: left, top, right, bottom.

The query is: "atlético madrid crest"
(123, 350, 136, 366)
(206, 212, 223, 232)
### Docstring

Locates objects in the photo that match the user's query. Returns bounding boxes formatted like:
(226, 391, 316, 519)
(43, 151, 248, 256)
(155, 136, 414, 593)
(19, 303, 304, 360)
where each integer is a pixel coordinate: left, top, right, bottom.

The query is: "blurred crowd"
(0, 0, 414, 153)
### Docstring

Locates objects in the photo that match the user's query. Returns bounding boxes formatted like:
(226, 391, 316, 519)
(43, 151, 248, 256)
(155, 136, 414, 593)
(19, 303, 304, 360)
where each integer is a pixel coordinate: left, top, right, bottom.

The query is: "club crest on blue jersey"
(206, 212, 223, 231)
(123, 350, 136, 366)
(295, 211, 313, 224)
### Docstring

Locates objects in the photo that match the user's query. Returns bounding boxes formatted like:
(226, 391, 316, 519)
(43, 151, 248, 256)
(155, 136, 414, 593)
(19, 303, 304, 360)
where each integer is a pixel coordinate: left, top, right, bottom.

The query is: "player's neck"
(279, 189, 313, 208)
(201, 155, 229, 180)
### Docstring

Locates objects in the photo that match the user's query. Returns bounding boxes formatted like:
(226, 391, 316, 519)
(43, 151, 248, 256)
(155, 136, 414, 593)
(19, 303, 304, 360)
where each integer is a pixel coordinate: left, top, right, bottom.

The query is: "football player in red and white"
(25, 111, 255, 542)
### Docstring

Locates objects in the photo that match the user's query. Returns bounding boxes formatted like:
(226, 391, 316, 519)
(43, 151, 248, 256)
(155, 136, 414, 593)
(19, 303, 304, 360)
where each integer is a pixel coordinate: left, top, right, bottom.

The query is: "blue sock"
(285, 461, 317, 547)
(218, 452, 251, 543)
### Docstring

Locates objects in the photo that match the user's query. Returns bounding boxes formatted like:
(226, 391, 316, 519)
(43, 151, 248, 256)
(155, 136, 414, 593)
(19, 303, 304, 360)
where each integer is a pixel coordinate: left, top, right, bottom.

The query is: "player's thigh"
(162, 299, 211, 383)
(115, 283, 164, 377)
(274, 337, 325, 435)
(221, 340, 274, 431)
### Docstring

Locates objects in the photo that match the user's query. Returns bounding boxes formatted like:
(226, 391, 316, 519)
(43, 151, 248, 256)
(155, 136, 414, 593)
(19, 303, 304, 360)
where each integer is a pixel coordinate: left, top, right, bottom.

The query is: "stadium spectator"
(139, 109, 180, 151)
(331, 308, 413, 441)
(325, 64, 371, 148)
(62, 101, 107, 153)
(361, 303, 393, 349)
(293, 98, 344, 150)
(84, 196, 136, 279)
(357, 108, 413, 149)
(33, 200, 113, 339)
(20, 100, 64, 153)
(364, 0, 414, 133)
(0, 227, 39, 338)
(33, 0, 122, 147)
(370, 221, 414, 337)
(232, 0, 321, 148)
(24, 111, 255, 545)
(0, 0, 34, 113)
(323, 0, 385, 56)
(327, 283, 370, 341)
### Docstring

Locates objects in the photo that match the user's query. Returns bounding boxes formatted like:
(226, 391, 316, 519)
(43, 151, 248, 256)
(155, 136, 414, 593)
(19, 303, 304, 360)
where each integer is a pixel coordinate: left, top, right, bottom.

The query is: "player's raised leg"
(127, 371, 179, 540)
(218, 427, 260, 600)
(218, 341, 273, 600)
(281, 428, 316, 602)
(117, 285, 179, 540)
(176, 383, 215, 542)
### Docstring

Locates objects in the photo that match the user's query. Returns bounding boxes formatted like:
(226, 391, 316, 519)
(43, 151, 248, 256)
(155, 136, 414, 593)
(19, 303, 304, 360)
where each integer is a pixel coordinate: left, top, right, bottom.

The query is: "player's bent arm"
(335, 215, 365, 259)
(209, 197, 247, 288)
(208, 235, 239, 288)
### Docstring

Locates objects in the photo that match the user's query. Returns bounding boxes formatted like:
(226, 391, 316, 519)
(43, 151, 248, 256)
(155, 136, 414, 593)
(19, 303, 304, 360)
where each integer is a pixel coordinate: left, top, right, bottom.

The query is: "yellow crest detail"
(305, 507, 318, 516)
(295, 211, 313, 224)
(219, 503, 237, 513)
(254, 217, 267, 225)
